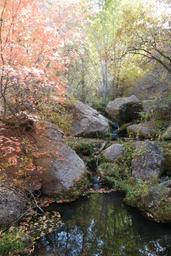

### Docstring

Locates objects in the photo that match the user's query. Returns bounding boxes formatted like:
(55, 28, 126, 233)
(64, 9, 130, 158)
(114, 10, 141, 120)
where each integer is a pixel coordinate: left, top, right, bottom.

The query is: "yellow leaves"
(20, 210, 62, 245)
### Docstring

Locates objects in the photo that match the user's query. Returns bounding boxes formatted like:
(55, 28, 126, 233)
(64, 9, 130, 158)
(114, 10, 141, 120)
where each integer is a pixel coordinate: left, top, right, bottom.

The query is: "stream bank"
(1, 95, 171, 255)
(34, 192, 171, 256)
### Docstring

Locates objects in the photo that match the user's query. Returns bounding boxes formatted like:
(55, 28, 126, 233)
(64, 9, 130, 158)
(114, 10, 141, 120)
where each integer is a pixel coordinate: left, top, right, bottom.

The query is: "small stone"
(102, 144, 124, 162)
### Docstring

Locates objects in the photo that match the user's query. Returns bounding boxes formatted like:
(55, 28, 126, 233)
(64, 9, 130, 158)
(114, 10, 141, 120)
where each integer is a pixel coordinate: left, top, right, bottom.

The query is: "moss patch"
(0, 228, 27, 256)
(52, 173, 91, 202)
(98, 142, 134, 188)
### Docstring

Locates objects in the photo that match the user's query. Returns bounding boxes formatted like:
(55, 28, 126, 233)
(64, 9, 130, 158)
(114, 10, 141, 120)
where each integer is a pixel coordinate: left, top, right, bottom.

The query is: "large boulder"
(126, 180, 171, 223)
(0, 185, 26, 227)
(35, 122, 88, 198)
(105, 95, 143, 124)
(71, 101, 110, 137)
(102, 144, 124, 162)
(142, 180, 171, 222)
(127, 122, 156, 139)
(132, 141, 164, 181)
(162, 126, 171, 140)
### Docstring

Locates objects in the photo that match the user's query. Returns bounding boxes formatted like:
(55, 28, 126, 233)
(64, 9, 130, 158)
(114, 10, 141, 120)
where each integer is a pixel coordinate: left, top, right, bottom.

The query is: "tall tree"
(122, 0, 171, 73)
(68, 0, 171, 104)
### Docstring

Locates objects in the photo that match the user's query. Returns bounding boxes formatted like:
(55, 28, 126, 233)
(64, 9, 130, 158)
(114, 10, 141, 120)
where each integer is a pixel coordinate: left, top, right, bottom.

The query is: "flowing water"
(35, 193, 171, 256)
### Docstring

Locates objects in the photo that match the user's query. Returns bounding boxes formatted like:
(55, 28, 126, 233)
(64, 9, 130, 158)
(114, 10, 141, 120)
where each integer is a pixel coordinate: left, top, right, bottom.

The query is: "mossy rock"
(127, 122, 157, 139)
(132, 141, 164, 181)
(125, 180, 171, 223)
(141, 182, 171, 223)
(64, 181, 91, 201)
(160, 142, 171, 176)
(124, 179, 150, 207)
(55, 173, 91, 201)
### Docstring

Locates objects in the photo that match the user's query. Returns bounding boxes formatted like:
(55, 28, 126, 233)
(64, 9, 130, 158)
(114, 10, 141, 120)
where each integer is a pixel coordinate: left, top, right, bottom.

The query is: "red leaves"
(0, 135, 21, 175)
(0, 0, 90, 114)
(0, 121, 42, 190)
(0, 1, 62, 111)
(7, 155, 18, 166)
(0, 135, 21, 158)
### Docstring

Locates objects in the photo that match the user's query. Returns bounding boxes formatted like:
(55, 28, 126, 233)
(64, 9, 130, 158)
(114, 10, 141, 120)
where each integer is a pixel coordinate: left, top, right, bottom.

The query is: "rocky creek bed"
(1, 96, 171, 255)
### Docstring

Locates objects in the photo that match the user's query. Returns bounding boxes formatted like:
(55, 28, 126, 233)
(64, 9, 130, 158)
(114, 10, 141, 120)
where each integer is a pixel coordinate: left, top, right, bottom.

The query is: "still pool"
(35, 193, 171, 256)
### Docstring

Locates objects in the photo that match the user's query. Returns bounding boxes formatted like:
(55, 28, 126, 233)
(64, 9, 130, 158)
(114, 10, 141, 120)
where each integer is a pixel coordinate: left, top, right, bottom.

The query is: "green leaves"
(0, 228, 26, 256)
(68, 0, 171, 103)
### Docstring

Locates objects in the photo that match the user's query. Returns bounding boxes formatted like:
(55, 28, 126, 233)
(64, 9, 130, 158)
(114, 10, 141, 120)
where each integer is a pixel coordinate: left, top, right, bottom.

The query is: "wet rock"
(102, 144, 124, 162)
(132, 141, 164, 181)
(127, 122, 156, 139)
(35, 122, 88, 198)
(0, 184, 26, 227)
(105, 95, 143, 124)
(162, 126, 171, 140)
(71, 101, 110, 137)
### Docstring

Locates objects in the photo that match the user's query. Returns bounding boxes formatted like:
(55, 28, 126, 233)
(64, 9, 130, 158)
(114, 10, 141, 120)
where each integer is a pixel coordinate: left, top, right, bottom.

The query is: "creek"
(35, 192, 171, 256)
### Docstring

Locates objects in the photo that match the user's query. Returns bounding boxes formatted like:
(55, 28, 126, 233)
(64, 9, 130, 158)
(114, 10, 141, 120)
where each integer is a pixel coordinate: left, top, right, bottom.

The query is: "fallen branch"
(28, 191, 44, 213)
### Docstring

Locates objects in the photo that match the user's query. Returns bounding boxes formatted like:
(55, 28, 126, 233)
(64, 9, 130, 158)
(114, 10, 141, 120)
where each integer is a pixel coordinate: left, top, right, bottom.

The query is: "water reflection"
(35, 193, 171, 256)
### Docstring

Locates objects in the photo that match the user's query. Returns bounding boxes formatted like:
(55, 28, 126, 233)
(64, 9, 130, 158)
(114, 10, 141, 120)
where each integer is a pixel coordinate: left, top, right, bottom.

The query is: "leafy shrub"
(39, 99, 74, 134)
(91, 99, 107, 115)
(68, 140, 96, 157)
(139, 111, 151, 122)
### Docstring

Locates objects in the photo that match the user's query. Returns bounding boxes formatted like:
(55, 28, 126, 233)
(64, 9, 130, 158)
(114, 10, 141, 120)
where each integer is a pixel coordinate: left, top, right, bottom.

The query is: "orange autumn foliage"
(0, 0, 88, 114)
(0, 0, 90, 188)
